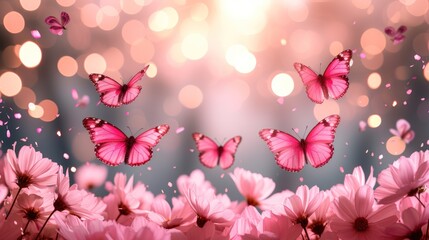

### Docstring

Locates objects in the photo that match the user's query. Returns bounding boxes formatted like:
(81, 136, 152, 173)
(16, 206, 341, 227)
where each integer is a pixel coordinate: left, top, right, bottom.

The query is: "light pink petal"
(354, 186, 373, 217)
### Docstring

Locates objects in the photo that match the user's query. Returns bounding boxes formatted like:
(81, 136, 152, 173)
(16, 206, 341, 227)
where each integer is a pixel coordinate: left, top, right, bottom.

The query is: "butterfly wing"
(259, 129, 305, 172)
(218, 136, 242, 169)
(294, 63, 325, 103)
(127, 124, 170, 166)
(122, 65, 149, 105)
(82, 117, 128, 166)
(192, 133, 221, 168)
(384, 26, 396, 37)
(89, 74, 123, 107)
(322, 49, 352, 100)
(304, 114, 340, 168)
(45, 16, 64, 35)
(60, 12, 70, 26)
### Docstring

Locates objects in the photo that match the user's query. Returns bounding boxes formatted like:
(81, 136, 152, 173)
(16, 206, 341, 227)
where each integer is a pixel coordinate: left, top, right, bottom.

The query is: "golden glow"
(120, 0, 144, 15)
(271, 73, 294, 97)
(181, 33, 208, 60)
(191, 3, 209, 21)
(313, 100, 340, 121)
(81, 4, 100, 28)
(58, 56, 78, 77)
(148, 7, 179, 32)
(0, 72, 22, 97)
(3, 11, 25, 34)
(225, 44, 256, 73)
(19, 41, 42, 68)
(367, 114, 382, 128)
(367, 72, 382, 89)
(178, 85, 203, 109)
(386, 136, 406, 155)
(352, 0, 372, 9)
(361, 28, 386, 55)
(20, 0, 41, 11)
(406, 0, 428, 16)
(84, 53, 107, 74)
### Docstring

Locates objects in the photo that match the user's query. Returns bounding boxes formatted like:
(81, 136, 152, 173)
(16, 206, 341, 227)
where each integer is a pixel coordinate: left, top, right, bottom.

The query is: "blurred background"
(0, 0, 429, 200)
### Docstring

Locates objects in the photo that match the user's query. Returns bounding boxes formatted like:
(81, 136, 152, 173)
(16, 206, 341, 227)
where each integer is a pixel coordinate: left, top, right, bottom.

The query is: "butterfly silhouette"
(259, 114, 340, 172)
(294, 50, 352, 104)
(89, 65, 149, 107)
(45, 12, 70, 35)
(192, 133, 242, 169)
(385, 25, 407, 45)
(83, 117, 169, 166)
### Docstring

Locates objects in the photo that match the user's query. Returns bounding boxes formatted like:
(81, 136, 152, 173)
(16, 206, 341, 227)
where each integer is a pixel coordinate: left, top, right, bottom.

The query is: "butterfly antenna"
(292, 128, 301, 139)
(126, 126, 133, 135)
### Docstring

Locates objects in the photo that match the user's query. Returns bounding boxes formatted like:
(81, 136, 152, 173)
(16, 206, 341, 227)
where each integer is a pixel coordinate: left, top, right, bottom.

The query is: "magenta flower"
(74, 163, 108, 190)
(229, 167, 276, 208)
(331, 185, 398, 239)
(283, 185, 324, 239)
(374, 150, 429, 204)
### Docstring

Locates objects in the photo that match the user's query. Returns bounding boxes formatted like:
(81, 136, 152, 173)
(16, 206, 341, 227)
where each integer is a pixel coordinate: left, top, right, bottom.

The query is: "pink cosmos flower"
(283, 185, 324, 239)
(331, 166, 375, 198)
(308, 192, 335, 239)
(74, 163, 108, 190)
(177, 169, 214, 196)
(374, 150, 429, 204)
(16, 191, 55, 237)
(258, 210, 301, 240)
(229, 168, 276, 208)
(384, 206, 429, 239)
(229, 206, 261, 239)
(146, 196, 194, 230)
(54, 166, 106, 220)
(56, 215, 171, 239)
(4, 144, 59, 190)
(184, 184, 235, 229)
(104, 173, 157, 225)
(331, 185, 398, 239)
(3, 144, 59, 219)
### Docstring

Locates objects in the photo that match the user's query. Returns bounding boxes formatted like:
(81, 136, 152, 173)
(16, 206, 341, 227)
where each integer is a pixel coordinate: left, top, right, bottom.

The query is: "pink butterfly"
(45, 12, 70, 35)
(192, 133, 242, 169)
(294, 49, 352, 104)
(385, 25, 407, 45)
(82, 117, 169, 166)
(89, 66, 149, 107)
(389, 119, 414, 144)
(259, 114, 340, 172)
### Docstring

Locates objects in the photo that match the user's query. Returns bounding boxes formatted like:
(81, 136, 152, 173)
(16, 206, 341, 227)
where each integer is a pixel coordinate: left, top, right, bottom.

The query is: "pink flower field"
(1, 0, 429, 239)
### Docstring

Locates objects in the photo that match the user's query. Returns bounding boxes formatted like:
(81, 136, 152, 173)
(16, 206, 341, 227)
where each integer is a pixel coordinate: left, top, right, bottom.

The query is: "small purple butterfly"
(384, 25, 407, 45)
(45, 12, 70, 35)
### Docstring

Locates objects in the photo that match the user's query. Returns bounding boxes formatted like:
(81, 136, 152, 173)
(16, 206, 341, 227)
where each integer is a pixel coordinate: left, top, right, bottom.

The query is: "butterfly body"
(192, 133, 241, 169)
(294, 50, 352, 103)
(259, 114, 340, 172)
(89, 66, 148, 107)
(83, 117, 169, 166)
(385, 26, 407, 45)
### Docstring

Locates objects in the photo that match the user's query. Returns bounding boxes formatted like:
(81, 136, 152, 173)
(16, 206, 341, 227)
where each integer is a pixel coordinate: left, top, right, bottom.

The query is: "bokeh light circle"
(19, 41, 42, 68)
(58, 56, 78, 77)
(84, 53, 106, 74)
(3, 11, 25, 34)
(360, 28, 386, 55)
(367, 114, 382, 128)
(178, 85, 203, 109)
(271, 73, 294, 97)
(0, 72, 22, 97)
(386, 136, 406, 155)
